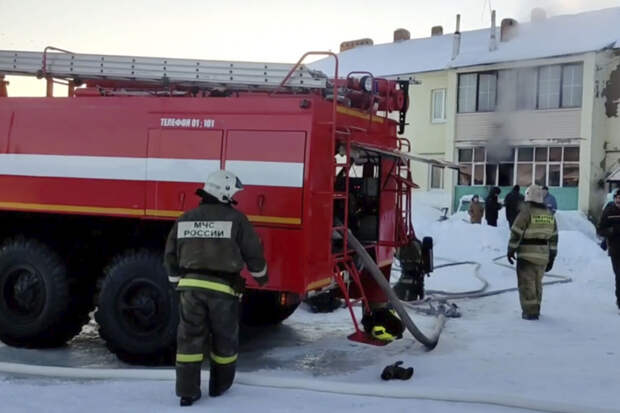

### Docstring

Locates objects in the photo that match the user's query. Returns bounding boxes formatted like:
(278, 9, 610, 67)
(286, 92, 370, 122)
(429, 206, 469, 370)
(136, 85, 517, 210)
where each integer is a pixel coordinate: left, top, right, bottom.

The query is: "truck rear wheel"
(95, 251, 178, 363)
(241, 290, 300, 325)
(0, 238, 82, 347)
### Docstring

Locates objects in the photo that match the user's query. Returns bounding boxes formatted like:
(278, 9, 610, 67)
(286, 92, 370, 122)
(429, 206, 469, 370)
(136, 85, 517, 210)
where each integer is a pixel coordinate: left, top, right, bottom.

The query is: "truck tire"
(95, 251, 178, 363)
(0, 238, 76, 347)
(241, 290, 300, 326)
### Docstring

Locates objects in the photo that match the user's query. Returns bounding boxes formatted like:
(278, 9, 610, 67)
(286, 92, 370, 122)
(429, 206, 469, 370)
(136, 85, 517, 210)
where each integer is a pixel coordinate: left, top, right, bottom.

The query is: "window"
(430, 165, 443, 189)
(485, 164, 497, 185)
(478, 73, 497, 112)
(469, 64, 584, 114)
(563, 146, 580, 187)
(497, 70, 517, 111)
(516, 68, 537, 110)
(498, 163, 514, 186)
(457, 145, 579, 188)
(431, 89, 446, 123)
(516, 147, 534, 186)
(458, 72, 497, 113)
(458, 74, 477, 113)
(458, 147, 485, 186)
(538, 65, 562, 109)
(562, 64, 583, 108)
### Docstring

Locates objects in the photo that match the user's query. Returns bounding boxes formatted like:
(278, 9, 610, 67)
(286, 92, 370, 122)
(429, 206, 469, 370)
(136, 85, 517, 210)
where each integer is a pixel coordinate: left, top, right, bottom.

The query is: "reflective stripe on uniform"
(371, 326, 395, 342)
(210, 352, 238, 365)
(177, 353, 204, 363)
(177, 278, 239, 296)
(168, 275, 181, 283)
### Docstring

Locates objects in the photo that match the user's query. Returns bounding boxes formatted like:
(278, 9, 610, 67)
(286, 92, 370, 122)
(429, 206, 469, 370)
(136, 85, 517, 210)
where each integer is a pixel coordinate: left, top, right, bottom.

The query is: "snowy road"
(1, 209, 619, 413)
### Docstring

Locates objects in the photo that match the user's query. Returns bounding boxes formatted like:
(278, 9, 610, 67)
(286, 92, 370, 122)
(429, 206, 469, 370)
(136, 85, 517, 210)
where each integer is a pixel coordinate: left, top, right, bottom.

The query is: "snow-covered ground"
(1, 194, 619, 413)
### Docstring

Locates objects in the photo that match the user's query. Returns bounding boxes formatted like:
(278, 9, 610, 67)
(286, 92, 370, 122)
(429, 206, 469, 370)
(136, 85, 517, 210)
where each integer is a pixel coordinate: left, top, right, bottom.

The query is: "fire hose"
(342, 229, 446, 350)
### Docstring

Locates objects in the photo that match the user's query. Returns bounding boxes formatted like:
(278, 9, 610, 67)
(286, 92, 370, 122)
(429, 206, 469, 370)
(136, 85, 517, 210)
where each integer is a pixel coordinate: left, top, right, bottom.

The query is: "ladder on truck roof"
(0, 47, 328, 91)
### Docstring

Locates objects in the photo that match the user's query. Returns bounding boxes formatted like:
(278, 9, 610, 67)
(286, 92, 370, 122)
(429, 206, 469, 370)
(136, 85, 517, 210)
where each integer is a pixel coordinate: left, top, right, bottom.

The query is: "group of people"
(469, 182, 619, 319)
(468, 185, 557, 227)
(469, 184, 559, 320)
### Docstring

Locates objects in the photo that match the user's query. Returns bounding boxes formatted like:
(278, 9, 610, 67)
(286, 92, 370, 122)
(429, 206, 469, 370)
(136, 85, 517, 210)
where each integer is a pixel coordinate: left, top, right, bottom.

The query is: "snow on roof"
(310, 7, 620, 77)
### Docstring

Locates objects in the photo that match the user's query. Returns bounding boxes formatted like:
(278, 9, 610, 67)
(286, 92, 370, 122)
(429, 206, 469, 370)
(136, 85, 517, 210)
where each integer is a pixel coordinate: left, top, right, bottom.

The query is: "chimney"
(489, 10, 498, 51)
(451, 14, 461, 60)
(500, 18, 518, 42)
(339, 38, 374, 52)
(531, 8, 546, 22)
(431, 26, 443, 36)
(393, 28, 410, 42)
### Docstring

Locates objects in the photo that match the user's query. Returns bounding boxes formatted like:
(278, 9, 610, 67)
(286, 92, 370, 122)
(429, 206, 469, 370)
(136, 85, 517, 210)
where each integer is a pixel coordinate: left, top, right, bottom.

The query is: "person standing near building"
(596, 189, 620, 311)
(468, 194, 484, 224)
(485, 186, 502, 227)
(507, 184, 558, 320)
(542, 186, 557, 214)
(165, 170, 268, 406)
(504, 185, 524, 228)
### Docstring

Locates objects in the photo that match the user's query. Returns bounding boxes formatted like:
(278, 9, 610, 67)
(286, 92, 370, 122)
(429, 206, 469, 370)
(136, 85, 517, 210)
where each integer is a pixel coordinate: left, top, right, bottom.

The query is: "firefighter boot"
(362, 308, 405, 342)
(180, 392, 201, 407)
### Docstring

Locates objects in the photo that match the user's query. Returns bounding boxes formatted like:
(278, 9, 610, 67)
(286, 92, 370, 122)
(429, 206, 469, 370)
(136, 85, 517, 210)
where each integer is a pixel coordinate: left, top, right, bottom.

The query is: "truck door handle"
(257, 194, 265, 212)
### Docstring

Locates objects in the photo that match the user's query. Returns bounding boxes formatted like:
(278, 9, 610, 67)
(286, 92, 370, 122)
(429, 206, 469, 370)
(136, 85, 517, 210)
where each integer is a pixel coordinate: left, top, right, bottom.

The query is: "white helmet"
(525, 184, 544, 204)
(203, 170, 243, 203)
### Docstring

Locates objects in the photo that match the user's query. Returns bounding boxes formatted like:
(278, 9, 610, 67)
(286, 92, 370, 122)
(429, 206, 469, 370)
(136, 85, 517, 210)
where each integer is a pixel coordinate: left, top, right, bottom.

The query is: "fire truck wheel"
(0, 238, 72, 347)
(95, 251, 178, 362)
(241, 290, 300, 326)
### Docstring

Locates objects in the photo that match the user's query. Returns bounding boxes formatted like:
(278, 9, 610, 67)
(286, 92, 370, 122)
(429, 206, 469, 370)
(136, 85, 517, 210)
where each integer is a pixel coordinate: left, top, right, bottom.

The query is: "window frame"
(459, 63, 584, 114)
(430, 164, 444, 189)
(431, 88, 447, 123)
(456, 145, 579, 188)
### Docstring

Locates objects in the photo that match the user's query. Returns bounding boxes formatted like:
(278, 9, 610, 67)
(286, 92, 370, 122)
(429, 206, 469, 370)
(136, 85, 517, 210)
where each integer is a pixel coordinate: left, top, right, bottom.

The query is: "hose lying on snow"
(341, 229, 446, 350)
(394, 255, 572, 303)
(1, 361, 619, 413)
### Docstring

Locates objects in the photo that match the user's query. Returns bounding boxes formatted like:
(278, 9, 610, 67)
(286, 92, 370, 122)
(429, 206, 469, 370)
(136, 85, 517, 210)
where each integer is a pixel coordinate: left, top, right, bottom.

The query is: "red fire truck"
(0, 47, 437, 361)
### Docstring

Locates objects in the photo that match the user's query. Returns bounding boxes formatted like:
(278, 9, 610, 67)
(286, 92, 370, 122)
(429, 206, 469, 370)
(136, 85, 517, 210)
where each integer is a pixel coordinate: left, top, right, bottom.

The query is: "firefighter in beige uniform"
(165, 170, 267, 406)
(507, 184, 558, 320)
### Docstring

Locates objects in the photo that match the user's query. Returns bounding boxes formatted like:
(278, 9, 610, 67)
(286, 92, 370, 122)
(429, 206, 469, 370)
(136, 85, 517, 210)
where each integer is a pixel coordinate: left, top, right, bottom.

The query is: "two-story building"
(311, 7, 620, 218)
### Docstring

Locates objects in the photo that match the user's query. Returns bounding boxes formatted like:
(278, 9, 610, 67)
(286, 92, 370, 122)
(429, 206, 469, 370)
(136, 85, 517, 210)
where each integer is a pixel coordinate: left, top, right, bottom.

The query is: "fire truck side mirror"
(421, 237, 433, 274)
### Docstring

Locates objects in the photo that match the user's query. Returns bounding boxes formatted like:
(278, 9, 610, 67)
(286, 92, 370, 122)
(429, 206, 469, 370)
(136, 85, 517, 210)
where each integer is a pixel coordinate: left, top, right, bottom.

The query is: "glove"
(507, 249, 516, 265)
(381, 361, 414, 381)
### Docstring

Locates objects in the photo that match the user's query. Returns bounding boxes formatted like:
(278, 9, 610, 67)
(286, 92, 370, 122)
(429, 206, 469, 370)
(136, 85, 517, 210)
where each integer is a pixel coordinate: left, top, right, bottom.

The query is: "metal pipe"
(451, 14, 461, 60)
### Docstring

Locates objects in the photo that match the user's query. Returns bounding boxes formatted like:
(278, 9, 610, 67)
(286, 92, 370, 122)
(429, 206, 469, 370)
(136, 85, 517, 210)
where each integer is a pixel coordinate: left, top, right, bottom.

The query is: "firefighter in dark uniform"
(507, 184, 558, 320)
(165, 170, 267, 406)
(597, 188, 620, 311)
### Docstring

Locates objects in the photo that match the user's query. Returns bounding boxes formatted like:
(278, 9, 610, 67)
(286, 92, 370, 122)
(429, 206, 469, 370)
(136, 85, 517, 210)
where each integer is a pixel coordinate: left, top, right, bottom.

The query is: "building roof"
(310, 7, 620, 77)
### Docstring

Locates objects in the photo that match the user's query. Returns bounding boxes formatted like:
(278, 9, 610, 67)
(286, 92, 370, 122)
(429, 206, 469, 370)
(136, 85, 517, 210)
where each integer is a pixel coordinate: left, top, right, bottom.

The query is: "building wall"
(401, 71, 449, 191)
(455, 110, 581, 143)
(452, 53, 595, 213)
(598, 51, 620, 214)
(579, 52, 596, 215)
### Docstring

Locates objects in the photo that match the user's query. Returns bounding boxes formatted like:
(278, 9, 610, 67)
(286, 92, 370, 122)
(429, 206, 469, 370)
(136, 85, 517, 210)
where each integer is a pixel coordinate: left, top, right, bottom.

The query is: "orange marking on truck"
(305, 277, 333, 291)
(336, 106, 384, 123)
(146, 209, 301, 225)
(0, 201, 143, 216)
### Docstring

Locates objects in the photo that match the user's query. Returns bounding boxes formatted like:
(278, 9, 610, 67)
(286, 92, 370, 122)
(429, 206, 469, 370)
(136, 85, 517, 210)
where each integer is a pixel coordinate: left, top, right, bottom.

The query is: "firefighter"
(596, 188, 620, 311)
(507, 184, 558, 320)
(164, 170, 267, 406)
